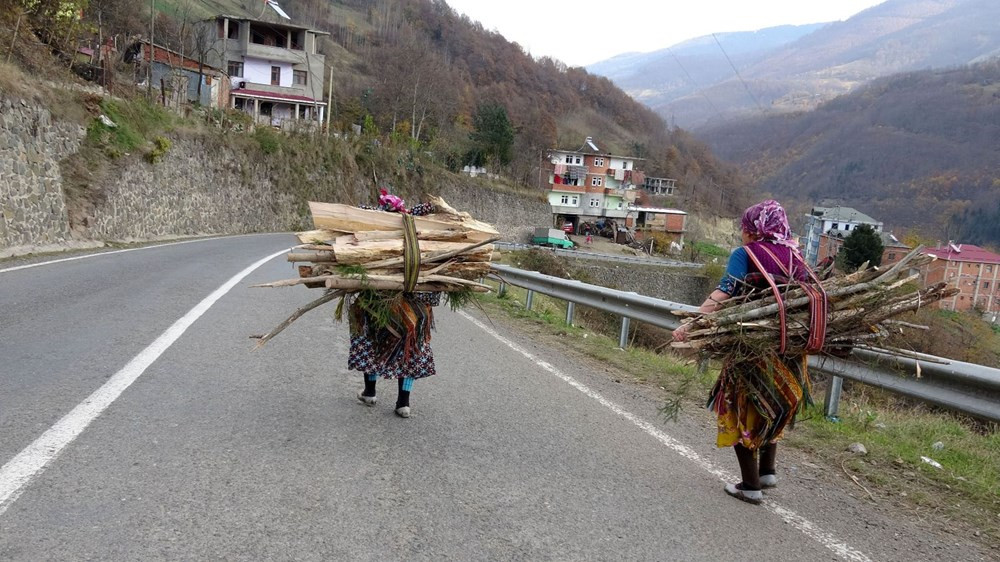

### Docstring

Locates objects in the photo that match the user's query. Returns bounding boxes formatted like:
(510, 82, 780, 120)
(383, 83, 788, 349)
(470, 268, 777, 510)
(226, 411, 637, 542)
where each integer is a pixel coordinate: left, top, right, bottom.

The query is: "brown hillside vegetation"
(2, 0, 745, 216)
(699, 60, 1000, 245)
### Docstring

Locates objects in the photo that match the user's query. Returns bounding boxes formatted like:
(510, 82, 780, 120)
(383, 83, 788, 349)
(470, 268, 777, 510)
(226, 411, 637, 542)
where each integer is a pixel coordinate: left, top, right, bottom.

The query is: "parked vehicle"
(532, 227, 575, 249)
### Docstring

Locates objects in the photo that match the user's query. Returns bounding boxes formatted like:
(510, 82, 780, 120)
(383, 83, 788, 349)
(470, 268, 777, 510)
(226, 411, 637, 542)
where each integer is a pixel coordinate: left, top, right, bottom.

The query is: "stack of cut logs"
(256, 196, 499, 293)
(670, 246, 959, 357)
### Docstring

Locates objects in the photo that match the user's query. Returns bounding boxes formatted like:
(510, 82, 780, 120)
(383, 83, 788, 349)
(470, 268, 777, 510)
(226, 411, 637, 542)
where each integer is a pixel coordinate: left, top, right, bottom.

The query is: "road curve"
(0, 234, 991, 561)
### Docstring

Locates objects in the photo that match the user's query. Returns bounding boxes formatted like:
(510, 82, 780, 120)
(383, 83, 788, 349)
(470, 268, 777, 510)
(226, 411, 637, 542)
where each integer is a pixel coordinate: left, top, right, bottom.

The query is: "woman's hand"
(671, 323, 689, 342)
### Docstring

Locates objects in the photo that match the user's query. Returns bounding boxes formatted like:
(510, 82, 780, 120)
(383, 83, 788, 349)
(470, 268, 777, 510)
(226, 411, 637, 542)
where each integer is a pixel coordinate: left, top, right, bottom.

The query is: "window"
(574, 156, 582, 165)
(228, 61, 244, 77)
(622, 161, 629, 169)
(589, 198, 600, 208)
(888, 253, 896, 261)
(591, 176, 603, 187)
(616, 201, 623, 209)
(831, 223, 839, 230)
(985, 282, 991, 289)
(227, 21, 240, 40)
(988, 265, 994, 273)
(293, 70, 308, 86)
(594, 157, 604, 167)
(270, 66, 281, 85)
(565, 155, 572, 163)
(559, 195, 578, 206)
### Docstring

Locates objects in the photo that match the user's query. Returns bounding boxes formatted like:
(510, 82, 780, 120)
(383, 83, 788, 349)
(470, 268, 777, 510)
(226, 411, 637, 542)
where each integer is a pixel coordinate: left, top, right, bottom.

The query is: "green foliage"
(252, 126, 282, 155)
(508, 249, 570, 278)
(85, 98, 172, 158)
(837, 224, 884, 272)
(693, 241, 730, 258)
(468, 103, 514, 168)
(145, 136, 171, 164)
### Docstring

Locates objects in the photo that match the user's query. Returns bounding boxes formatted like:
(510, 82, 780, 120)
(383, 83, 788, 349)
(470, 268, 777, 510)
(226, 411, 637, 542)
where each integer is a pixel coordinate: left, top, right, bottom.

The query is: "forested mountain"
(698, 61, 1000, 246)
(589, 0, 1000, 130)
(8, 0, 742, 213)
(586, 23, 825, 125)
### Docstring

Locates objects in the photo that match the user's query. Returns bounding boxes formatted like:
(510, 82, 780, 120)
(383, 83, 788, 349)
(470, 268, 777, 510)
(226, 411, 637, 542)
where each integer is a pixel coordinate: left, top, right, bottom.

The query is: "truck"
(531, 227, 575, 249)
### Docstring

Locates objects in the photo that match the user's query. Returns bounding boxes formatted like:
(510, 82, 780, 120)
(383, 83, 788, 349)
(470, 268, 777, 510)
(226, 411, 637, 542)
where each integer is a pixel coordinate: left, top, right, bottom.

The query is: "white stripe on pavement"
(0, 235, 271, 274)
(459, 310, 873, 562)
(0, 249, 287, 516)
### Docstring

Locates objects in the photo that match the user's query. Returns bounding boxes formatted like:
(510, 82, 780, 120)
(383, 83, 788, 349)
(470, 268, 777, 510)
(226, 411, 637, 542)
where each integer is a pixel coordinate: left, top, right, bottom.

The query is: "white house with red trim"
(201, 7, 327, 127)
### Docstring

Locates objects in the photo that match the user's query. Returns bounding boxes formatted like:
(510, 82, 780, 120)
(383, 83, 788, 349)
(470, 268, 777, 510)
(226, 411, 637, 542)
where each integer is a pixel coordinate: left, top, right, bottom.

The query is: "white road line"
(459, 310, 873, 562)
(0, 234, 273, 274)
(0, 249, 287, 517)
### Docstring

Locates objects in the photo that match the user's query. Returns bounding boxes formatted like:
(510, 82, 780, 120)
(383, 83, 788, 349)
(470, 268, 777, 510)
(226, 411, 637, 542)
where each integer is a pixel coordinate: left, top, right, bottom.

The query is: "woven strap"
(747, 244, 829, 353)
(401, 213, 421, 293)
(744, 246, 790, 354)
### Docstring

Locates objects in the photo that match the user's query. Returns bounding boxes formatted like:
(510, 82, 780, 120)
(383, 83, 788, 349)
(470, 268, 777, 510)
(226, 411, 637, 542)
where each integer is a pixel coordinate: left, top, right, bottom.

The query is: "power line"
(711, 33, 764, 113)
(667, 47, 721, 118)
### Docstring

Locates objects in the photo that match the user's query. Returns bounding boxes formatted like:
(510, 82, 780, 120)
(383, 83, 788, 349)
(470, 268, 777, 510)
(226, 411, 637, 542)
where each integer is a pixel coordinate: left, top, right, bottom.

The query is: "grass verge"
(474, 277, 1000, 545)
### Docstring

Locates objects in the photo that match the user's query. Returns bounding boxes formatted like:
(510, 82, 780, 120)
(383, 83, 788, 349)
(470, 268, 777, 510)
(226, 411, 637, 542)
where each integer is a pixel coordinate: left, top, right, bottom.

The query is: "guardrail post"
(498, 280, 507, 297)
(565, 302, 575, 326)
(525, 289, 534, 311)
(824, 376, 843, 420)
(619, 316, 630, 349)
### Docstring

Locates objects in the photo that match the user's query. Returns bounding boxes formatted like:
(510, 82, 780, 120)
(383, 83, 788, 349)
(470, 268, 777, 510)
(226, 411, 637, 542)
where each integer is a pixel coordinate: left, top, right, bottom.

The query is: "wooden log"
(308, 201, 499, 242)
(332, 239, 494, 264)
(351, 229, 470, 242)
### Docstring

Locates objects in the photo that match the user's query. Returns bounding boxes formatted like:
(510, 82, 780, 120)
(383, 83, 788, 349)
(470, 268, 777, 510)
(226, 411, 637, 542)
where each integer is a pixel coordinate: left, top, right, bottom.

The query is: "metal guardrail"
(490, 264, 1000, 423)
(494, 241, 701, 268)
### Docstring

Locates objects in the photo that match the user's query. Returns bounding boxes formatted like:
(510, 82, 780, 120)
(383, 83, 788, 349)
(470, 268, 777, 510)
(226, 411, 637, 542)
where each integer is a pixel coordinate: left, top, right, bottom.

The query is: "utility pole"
(147, 0, 154, 100)
(326, 66, 334, 134)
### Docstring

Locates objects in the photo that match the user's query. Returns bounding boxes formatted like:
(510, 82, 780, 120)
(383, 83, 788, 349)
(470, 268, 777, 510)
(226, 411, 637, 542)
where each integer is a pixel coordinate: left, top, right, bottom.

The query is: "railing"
(489, 264, 1000, 423)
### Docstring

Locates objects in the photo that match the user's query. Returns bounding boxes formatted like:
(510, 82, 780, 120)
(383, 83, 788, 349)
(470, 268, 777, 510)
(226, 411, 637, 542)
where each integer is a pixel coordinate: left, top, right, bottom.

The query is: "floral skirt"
(346, 292, 440, 380)
(708, 353, 811, 449)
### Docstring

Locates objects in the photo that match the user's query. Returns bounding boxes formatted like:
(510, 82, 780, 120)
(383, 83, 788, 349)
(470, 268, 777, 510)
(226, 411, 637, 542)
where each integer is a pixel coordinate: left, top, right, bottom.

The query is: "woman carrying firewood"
(350, 190, 441, 419)
(672, 199, 822, 505)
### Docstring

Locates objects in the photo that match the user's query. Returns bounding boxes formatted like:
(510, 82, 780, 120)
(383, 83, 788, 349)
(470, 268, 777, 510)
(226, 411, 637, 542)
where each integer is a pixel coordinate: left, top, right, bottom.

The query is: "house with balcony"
(801, 206, 883, 266)
(201, 7, 327, 128)
(547, 137, 644, 233)
(643, 177, 677, 196)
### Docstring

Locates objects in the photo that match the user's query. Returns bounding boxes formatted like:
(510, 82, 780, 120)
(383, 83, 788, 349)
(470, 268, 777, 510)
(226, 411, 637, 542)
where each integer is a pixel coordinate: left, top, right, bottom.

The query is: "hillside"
(586, 23, 826, 123)
(589, 0, 1000, 129)
(127, 0, 739, 213)
(698, 61, 1000, 245)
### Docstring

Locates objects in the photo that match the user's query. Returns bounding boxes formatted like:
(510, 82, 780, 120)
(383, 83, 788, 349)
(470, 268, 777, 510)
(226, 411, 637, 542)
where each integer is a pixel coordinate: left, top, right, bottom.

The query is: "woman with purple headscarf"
(673, 200, 816, 505)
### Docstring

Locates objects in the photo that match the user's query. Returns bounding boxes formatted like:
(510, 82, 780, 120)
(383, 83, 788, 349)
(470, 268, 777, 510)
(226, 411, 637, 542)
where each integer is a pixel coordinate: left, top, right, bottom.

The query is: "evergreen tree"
(468, 104, 514, 170)
(837, 224, 884, 272)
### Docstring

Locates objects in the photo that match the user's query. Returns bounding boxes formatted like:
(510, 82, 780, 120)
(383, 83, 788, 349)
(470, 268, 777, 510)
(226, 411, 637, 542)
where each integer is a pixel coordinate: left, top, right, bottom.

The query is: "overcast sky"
(444, 0, 889, 67)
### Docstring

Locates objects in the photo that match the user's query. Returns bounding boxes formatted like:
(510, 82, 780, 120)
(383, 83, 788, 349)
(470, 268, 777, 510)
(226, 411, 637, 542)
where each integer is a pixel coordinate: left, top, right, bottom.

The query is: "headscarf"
(741, 199, 798, 249)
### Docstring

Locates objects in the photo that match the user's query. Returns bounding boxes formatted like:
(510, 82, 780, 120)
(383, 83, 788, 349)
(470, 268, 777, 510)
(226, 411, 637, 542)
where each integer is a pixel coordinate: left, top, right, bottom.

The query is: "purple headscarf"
(741, 199, 798, 249)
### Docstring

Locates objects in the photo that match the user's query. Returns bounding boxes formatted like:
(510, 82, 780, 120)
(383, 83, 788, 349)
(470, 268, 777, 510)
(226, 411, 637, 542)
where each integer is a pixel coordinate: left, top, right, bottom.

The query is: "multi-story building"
(802, 206, 883, 266)
(202, 7, 327, 128)
(920, 244, 1000, 318)
(547, 137, 644, 233)
(816, 230, 910, 268)
(643, 177, 677, 196)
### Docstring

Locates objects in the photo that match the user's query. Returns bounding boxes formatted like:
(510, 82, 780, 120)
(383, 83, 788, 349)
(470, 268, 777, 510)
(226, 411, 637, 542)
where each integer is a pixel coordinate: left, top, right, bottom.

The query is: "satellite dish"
(267, 0, 291, 20)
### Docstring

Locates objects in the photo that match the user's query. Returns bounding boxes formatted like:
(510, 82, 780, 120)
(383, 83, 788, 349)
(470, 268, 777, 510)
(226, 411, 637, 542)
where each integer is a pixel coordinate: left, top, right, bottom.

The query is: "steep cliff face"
(0, 96, 552, 257)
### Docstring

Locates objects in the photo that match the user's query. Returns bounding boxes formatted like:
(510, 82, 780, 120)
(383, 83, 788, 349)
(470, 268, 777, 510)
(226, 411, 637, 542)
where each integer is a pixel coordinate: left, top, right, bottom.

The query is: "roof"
(823, 229, 909, 248)
(231, 88, 325, 104)
(193, 0, 328, 34)
(923, 244, 1000, 264)
(630, 206, 687, 215)
(808, 206, 881, 225)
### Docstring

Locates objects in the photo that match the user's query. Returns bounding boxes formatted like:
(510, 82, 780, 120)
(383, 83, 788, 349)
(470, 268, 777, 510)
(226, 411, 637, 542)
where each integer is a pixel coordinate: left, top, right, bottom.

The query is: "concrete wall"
(572, 259, 715, 306)
(0, 98, 83, 251)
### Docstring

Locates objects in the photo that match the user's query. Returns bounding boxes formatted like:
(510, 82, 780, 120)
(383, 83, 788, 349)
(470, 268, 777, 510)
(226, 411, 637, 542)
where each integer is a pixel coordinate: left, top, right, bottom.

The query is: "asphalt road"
(0, 234, 993, 561)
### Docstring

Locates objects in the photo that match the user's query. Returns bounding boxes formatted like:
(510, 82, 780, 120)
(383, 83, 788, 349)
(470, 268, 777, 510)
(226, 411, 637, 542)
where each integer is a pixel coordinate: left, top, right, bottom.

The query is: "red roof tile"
(231, 88, 319, 103)
(923, 244, 1000, 264)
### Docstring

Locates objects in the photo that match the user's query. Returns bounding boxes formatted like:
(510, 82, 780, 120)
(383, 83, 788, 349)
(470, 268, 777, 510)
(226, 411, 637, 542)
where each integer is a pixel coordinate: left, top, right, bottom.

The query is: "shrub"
(145, 136, 171, 164)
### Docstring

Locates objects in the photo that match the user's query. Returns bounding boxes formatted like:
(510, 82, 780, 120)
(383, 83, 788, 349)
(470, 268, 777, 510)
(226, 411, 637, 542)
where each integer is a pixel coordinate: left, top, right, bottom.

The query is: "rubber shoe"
(394, 406, 411, 418)
(725, 483, 763, 505)
(357, 391, 377, 406)
(759, 474, 778, 489)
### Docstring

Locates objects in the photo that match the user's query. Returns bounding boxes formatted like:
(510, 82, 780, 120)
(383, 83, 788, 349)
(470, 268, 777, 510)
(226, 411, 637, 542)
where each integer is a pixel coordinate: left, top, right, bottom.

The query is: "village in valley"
(3, 0, 1000, 559)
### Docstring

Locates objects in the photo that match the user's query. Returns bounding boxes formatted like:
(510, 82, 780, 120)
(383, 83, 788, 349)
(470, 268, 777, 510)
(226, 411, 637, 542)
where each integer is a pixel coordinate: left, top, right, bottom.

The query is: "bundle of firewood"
(254, 196, 499, 293)
(670, 246, 959, 357)
(252, 196, 498, 347)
